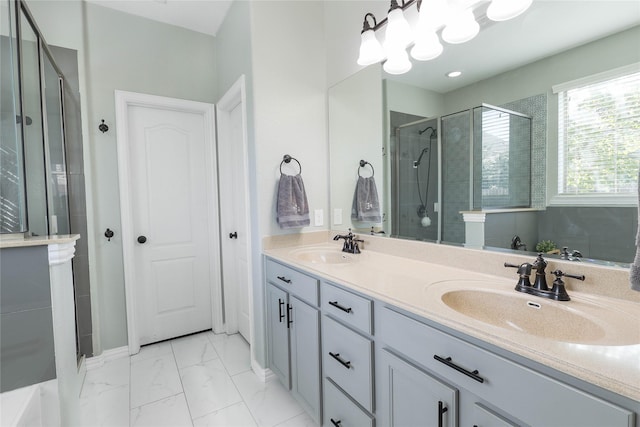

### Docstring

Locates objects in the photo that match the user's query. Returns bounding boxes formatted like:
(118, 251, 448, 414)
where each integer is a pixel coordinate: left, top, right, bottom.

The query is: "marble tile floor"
(79, 331, 319, 427)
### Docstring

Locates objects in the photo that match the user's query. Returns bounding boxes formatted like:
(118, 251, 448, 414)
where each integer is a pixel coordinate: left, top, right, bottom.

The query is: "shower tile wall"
(441, 111, 470, 244)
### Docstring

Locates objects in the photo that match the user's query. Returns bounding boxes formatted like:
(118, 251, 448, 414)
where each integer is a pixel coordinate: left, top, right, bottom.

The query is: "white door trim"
(115, 90, 222, 355)
(216, 76, 256, 351)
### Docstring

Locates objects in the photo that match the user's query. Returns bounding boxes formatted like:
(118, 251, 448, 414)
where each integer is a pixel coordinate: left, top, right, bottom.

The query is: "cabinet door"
(472, 403, 519, 427)
(267, 284, 290, 388)
(379, 349, 457, 427)
(290, 296, 321, 424)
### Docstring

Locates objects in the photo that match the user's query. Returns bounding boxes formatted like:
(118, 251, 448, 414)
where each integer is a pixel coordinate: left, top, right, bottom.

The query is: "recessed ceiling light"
(447, 71, 462, 78)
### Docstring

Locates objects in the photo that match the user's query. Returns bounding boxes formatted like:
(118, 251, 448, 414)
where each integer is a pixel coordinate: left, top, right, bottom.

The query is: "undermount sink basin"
(433, 283, 640, 346)
(291, 248, 353, 265)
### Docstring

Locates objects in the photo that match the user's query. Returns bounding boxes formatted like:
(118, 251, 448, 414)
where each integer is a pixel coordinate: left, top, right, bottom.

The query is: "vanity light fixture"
(357, 0, 533, 75)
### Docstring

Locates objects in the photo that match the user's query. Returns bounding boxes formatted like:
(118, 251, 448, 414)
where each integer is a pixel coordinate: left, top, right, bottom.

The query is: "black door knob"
(229, 232, 238, 239)
(137, 235, 147, 244)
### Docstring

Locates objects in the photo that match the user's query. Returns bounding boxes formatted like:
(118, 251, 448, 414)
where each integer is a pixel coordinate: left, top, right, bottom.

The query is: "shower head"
(418, 126, 436, 137)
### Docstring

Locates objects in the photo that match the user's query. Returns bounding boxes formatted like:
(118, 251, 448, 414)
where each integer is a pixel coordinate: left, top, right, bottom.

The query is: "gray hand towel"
(351, 176, 381, 223)
(631, 170, 640, 291)
(277, 174, 310, 229)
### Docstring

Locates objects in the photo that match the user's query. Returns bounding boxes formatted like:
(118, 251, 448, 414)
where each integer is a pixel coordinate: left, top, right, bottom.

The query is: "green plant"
(535, 240, 557, 253)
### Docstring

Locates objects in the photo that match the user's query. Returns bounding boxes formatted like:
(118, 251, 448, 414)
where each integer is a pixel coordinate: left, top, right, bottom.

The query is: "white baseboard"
(251, 359, 274, 383)
(85, 346, 129, 371)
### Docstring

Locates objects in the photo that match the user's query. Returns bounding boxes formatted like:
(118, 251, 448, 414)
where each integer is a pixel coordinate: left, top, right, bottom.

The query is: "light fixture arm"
(363, 0, 419, 32)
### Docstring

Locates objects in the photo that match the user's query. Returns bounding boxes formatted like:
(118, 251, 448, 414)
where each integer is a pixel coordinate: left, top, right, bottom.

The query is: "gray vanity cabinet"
(321, 281, 375, 426)
(378, 349, 457, 427)
(265, 259, 321, 424)
(376, 304, 635, 427)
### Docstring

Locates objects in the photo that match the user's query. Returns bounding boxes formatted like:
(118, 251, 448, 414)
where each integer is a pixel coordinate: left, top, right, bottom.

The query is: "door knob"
(137, 235, 147, 244)
(229, 232, 238, 239)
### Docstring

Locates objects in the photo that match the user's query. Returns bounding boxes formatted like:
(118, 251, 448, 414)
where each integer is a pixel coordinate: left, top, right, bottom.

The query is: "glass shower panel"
(473, 105, 531, 209)
(20, 14, 48, 236)
(0, 0, 27, 233)
(441, 111, 471, 245)
(42, 52, 70, 235)
(394, 118, 439, 241)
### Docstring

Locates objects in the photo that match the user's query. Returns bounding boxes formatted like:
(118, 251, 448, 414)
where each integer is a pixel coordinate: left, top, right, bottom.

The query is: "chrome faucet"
(505, 254, 585, 301)
(333, 229, 363, 254)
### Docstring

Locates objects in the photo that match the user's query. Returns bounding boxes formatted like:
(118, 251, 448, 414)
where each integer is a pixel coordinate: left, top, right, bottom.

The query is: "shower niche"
(391, 104, 532, 245)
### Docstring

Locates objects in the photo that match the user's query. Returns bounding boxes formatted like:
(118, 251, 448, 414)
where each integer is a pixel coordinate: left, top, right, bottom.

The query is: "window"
(555, 65, 640, 203)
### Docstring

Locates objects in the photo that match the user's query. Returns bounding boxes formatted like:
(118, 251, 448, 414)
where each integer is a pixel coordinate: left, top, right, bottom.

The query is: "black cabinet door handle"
(278, 299, 285, 323)
(277, 275, 292, 284)
(329, 301, 352, 313)
(330, 418, 342, 427)
(434, 354, 484, 383)
(329, 352, 351, 369)
(286, 304, 293, 328)
(137, 235, 147, 244)
(229, 231, 238, 239)
(438, 400, 448, 427)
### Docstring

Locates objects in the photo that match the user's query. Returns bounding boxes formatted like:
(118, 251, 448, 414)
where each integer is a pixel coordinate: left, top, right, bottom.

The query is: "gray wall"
(0, 246, 55, 392)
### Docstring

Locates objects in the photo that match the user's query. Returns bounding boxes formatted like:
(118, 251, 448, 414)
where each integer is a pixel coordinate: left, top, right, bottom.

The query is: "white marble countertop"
(264, 242, 640, 402)
(0, 234, 80, 249)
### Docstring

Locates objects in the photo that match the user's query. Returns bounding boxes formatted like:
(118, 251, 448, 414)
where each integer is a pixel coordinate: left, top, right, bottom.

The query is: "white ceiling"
(86, 0, 234, 36)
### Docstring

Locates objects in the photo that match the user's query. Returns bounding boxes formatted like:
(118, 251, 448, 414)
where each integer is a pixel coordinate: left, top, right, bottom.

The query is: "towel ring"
(280, 154, 302, 175)
(358, 160, 374, 177)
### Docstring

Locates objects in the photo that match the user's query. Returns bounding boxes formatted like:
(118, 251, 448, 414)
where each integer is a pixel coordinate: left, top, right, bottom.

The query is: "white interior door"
(218, 79, 252, 342)
(128, 104, 214, 345)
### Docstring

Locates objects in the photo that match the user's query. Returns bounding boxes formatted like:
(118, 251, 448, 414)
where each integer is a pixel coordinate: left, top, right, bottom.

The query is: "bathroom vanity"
(264, 234, 640, 427)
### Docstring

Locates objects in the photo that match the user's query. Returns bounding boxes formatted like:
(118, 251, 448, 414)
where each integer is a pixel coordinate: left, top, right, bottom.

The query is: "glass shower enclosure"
(391, 104, 532, 246)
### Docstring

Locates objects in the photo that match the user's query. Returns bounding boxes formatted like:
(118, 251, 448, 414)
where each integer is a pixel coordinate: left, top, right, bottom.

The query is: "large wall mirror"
(329, 1, 640, 267)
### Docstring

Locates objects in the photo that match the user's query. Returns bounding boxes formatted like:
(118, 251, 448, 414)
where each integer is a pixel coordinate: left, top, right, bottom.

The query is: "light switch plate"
(314, 209, 324, 226)
(333, 208, 343, 225)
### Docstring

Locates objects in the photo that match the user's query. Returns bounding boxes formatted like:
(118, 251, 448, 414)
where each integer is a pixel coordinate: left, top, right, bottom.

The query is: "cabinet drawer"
(377, 305, 634, 427)
(322, 316, 374, 412)
(323, 378, 373, 427)
(266, 259, 319, 306)
(322, 282, 373, 335)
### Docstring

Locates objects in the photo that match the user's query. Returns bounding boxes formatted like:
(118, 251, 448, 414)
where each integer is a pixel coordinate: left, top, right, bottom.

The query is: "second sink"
(431, 281, 640, 346)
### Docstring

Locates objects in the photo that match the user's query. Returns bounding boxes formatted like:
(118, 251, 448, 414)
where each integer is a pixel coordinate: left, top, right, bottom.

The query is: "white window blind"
(557, 68, 640, 197)
(482, 108, 510, 197)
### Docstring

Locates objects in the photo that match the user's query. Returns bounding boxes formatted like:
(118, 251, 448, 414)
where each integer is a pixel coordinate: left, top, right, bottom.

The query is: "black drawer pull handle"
(329, 301, 352, 313)
(329, 352, 351, 369)
(277, 275, 292, 284)
(438, 400, 448, 427)
(287, 304, 293, 328)
(330, 418, 342, 427)
(278, 299, 285, 322)
(434, 354, 484, 383)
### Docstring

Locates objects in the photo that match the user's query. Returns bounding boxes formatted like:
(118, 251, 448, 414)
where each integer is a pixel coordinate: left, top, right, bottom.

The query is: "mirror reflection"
(329, 1, 640, 266)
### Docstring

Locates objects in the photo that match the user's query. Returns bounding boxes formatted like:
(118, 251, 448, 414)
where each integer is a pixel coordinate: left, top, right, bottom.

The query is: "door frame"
(216, 76, 255, 350)
(115, 90, 222, 355)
